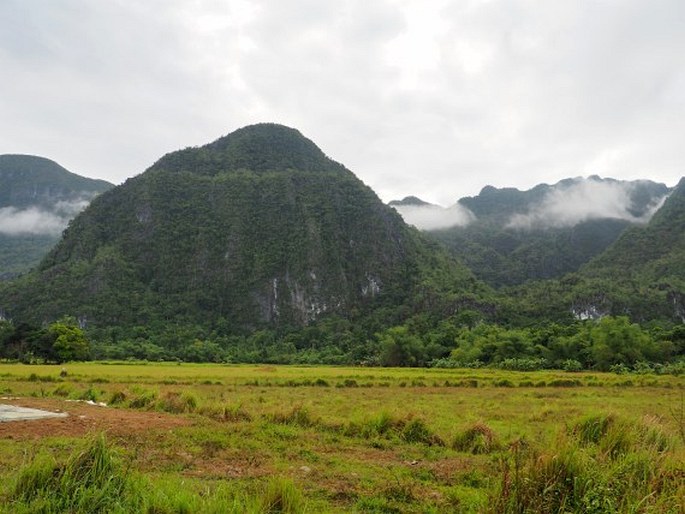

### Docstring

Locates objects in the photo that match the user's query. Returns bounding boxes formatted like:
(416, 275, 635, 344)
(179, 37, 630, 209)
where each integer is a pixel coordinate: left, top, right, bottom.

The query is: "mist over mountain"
(0, 155, 113, 277)
(389, 197, 475, 231)
(507, 177, 669, 229)
(505, 177, 685, 324)
(0, 124, 480, 331)
(395, 177, 671, 287)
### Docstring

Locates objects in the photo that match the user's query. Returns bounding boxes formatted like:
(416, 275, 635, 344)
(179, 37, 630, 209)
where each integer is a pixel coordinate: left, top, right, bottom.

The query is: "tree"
(588, 316, 658, 370)
(49, 318, 90, 363)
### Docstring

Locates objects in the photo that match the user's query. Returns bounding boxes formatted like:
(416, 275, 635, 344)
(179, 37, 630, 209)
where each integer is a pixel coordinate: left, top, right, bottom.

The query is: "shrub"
(562, 359, 583, 372)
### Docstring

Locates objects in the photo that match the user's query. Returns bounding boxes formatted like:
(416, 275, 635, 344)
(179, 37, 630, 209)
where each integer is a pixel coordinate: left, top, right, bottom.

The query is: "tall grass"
(4, 434, 310, 514)
(493, 413, 684, 513)
(9, 433, 139, 513)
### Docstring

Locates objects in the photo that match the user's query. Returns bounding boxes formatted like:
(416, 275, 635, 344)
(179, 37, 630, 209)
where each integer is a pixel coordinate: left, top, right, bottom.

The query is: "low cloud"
(507, 179, 668, 230)
(0, 198, 92, 236)
(393, 203, 476, 231)
(0, 206, 67, 236)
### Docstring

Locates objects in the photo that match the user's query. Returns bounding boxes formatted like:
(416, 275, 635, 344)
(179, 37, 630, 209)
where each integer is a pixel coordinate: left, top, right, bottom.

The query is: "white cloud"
(392, 203, 475, 231)
(0, 1, 683, 203)
(0, 207, 67, 236)
(0, 197, 93, 236)
(507, 179, 668, 229)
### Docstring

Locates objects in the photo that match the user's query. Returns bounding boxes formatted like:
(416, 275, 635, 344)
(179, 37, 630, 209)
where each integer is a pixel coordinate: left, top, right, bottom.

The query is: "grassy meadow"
(0, 363, 683, 513)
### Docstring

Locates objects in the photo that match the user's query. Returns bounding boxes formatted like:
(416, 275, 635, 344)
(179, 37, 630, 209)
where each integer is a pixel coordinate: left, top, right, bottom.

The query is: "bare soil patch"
(0, 398, 191, 440)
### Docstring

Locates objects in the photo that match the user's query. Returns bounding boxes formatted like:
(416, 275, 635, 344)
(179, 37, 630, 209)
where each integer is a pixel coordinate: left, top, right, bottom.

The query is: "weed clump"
(401, 418, 444, 446)
(156, 391, 199, 414)
(10, 434, 141, 513)
(201, 403, 252, 422)
(52, 384, 73, 397)
(259, 477, 306, 513)
(572, 413, 676, 457)
(128, 389, 157, 409)
(452, 422, 500, 454)
(269, 405, 315, 427)
(108, 390, 127, 405)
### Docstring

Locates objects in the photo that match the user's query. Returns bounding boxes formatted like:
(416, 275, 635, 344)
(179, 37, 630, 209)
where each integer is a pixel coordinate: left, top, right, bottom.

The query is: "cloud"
(0, 207, 67, 236)
(0, 1, 683, 205)
(392, 203, 475, 231)
(0, 198, 92, 236)
(507, 179, 668, 229)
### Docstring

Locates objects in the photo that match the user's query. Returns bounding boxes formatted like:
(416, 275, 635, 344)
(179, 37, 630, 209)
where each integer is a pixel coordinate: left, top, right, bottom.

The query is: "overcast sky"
(1, 0, 683, 205)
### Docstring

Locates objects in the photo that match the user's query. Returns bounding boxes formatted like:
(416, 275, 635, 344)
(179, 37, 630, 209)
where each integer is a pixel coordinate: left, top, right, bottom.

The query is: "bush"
(562, 359, 583, 372)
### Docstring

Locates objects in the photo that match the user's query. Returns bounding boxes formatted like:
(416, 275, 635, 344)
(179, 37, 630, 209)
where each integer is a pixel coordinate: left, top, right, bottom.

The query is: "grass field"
(0, 363, 683, 512)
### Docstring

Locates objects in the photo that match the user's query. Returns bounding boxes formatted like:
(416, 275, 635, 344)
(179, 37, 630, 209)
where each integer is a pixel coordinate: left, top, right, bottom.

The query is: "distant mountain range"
(391, 176, 671, 287)
(0, 155, 113, 278)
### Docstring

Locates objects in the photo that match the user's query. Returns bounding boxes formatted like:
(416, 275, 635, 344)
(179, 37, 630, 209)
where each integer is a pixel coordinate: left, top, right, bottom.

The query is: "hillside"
(395, 177, 670, 287)
(572, 177, 685, 321)
(502, 178, 685, 324)
(0, 124, 481, 333)
(0, 155, 113, 277)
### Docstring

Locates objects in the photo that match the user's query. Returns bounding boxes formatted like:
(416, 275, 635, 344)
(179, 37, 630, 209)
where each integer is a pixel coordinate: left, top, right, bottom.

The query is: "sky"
(0, 0, 683, 206)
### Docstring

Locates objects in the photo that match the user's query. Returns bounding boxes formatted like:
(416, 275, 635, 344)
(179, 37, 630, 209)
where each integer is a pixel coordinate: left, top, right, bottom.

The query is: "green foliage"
(49, 317, 90, 363)
(259, 477, 306, 513)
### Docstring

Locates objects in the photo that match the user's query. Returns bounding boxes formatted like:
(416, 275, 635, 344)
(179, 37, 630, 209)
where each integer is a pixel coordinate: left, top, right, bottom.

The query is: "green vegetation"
(0, 363, 682, 512)
(2, 314, 683, 370)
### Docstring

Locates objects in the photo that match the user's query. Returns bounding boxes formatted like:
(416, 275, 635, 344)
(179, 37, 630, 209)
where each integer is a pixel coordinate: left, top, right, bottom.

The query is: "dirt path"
(0, 398, 191, 440)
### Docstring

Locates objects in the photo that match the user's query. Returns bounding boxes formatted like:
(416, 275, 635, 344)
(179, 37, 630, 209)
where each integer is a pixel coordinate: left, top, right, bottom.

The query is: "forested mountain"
(394, 177, 670, 287)
(0, 155, 113, 278)
(500, 178, 685, 325)
(570, 177, 685, 321)
(0, 124, 482, 334)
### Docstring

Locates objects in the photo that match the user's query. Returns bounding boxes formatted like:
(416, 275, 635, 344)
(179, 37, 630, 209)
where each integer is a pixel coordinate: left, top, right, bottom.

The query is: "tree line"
(1, 314, 683, 373)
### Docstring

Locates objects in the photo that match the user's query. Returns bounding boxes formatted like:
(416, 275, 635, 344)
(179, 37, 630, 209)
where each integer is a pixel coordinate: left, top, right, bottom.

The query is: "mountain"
(499, 177, 685, 324)
(571, 177, 685, 321)
(0, 124, 480, 332)
(0, 155, 113, 278)
(388, 196, 432, 207)
(398, 177, 670, 287)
